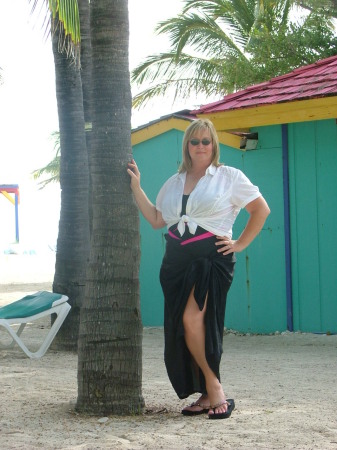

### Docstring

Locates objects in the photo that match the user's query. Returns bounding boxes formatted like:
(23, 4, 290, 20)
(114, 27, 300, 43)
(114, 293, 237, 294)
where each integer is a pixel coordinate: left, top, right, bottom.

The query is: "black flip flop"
(208, 399, 235, 420)
(181, 401, 210, 416)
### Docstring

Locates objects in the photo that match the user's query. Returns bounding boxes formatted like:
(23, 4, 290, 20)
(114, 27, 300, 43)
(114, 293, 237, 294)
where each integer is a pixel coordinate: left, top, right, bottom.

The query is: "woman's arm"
(216, 196, 270, 255)
(127, 159, 166, 229)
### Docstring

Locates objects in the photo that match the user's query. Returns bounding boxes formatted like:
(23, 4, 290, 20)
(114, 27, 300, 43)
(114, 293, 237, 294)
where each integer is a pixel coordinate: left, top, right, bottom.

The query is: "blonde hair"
(179, 119, 221, 173)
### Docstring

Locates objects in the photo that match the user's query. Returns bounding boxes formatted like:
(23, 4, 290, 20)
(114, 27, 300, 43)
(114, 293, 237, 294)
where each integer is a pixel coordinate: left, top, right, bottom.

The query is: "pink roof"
(193, 55, 337, 114)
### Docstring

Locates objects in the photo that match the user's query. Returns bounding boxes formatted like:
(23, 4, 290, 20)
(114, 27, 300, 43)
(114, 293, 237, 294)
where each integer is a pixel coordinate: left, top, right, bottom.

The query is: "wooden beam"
(131, 116, 245, 150)
(131, 117, 191, 146)
(217, 131, 243, 150)
(0, 191, 15, 205)
(198, 96, 337, 130)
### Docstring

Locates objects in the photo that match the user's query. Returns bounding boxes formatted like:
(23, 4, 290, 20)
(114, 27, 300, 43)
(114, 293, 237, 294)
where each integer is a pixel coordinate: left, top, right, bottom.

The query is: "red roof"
(193, 55, 337, 114)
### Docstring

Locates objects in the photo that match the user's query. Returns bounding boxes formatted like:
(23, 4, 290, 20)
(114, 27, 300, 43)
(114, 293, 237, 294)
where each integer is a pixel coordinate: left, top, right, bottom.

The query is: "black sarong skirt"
(160, 233, 236, 399)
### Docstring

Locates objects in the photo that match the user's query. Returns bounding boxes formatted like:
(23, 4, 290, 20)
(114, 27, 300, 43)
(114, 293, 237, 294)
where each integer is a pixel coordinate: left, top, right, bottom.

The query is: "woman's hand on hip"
(215, 236, 244, 255)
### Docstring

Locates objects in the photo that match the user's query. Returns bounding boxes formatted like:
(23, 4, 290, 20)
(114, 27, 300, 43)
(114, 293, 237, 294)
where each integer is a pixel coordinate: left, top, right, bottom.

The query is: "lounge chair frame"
(0, 291, 70, 359)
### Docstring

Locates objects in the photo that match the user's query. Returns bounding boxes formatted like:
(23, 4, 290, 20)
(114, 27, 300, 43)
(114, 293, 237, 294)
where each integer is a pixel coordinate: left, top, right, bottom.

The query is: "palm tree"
(28, 0, 88, 351)
(76, 0, 144, 415)
(131, 0, 336, 108)
(50, 4, 90, 351)
(31, 0, 143, 413)
(294, 0, 337, 18)
(30, 0, 81, 57)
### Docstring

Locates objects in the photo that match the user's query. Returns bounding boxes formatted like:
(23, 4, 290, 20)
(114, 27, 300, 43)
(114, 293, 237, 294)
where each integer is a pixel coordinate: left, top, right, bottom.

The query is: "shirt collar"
(206, 164, 217, 175)
(178, 164, 216, 181)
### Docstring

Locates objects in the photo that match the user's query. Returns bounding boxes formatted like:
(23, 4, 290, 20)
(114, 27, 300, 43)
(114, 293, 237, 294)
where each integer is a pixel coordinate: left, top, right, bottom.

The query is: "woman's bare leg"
(182, 287, 228, 415)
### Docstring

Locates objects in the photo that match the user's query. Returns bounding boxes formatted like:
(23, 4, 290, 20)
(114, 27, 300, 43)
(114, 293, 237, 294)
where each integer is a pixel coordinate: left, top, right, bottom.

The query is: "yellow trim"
(197, 97, 337, 130)
(131, 97, 337, 148)
(131, 117, 191, 146)
(217, 131, 242, 150)
(131, 116, 245, 150)
(1, 191, 15, 205)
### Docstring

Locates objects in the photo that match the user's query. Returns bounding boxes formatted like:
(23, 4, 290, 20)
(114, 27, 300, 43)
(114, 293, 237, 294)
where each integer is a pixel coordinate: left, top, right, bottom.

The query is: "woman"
(127, 119, 270, 419)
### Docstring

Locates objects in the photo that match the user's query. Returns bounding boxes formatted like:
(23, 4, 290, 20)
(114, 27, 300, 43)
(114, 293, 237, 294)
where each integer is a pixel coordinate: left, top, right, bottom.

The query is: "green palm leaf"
(156, 12, 248, 56)
(132, 51, 253, 108)
(32, 131, 61, 189)
(29, 0, 80, 57)
(132, 0, 336, 109)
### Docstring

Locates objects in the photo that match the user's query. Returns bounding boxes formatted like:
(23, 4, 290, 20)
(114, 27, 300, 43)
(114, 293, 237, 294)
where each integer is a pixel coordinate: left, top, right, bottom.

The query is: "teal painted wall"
(220, 126, 287, 333)
(288, 119, 337, 333)
(133, 130, 182, 326)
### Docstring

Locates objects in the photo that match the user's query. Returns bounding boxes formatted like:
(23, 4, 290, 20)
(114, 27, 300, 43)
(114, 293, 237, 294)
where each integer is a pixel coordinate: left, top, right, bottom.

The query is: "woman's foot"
(208, 399, 235, 420)
(181, 394, 210, 416)
(206, 380, 228, 417)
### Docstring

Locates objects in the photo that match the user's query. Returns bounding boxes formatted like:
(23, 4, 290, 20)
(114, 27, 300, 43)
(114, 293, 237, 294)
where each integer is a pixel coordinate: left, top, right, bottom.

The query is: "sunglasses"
(189, 138, 212, 146)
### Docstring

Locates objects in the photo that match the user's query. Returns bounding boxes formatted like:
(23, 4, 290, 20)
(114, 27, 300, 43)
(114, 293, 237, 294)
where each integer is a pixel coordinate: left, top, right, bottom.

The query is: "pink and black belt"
(168, 229, 214, 246)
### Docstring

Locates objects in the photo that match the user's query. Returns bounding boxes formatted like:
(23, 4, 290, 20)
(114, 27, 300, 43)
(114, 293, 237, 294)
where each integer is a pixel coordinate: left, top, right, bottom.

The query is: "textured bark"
(76, 0, 144, 415)
(51, 13, 90, 351)
(78, 0, 93, 237)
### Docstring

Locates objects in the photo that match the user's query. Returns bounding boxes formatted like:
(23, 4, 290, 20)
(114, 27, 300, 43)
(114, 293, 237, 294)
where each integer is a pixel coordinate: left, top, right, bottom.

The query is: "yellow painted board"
(0, 191, 15, 205)
(198, 97, 337, 130)
(132, 117, 191, 146)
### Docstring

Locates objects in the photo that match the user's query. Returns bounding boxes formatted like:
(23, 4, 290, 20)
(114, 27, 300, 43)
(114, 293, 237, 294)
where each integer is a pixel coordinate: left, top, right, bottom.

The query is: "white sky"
(0, 0, 188, 249)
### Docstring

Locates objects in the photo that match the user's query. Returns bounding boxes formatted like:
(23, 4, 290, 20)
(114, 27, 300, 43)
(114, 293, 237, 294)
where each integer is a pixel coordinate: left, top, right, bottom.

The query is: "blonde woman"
(127, 119, 270, 419)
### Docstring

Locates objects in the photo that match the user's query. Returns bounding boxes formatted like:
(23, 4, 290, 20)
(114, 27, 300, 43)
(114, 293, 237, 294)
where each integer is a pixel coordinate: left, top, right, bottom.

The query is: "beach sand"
(1, 255, 337, 449)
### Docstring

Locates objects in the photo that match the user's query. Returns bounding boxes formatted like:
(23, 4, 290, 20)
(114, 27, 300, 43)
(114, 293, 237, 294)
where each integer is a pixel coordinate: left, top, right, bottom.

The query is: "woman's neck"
(188, 162, 210, 177)
(184, 164, 210, 194)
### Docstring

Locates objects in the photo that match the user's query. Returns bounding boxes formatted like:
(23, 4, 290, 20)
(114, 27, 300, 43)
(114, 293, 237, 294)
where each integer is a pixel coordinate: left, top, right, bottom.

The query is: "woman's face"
(188, 128, 213, 167)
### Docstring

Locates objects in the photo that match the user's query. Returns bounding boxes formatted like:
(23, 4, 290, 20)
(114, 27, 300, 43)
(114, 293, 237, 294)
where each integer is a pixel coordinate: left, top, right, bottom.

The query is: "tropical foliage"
(29, 0, 81, 59)
(295, 0, 337, 19)
(132, 0, 337, 108)
(32, 131, 60, 187)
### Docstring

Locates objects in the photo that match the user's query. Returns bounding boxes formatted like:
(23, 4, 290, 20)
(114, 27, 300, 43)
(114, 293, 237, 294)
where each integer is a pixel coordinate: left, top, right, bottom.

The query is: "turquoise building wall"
(133, 130, 183, 326)
(132, 119, 337, 333)
(222, 125, 287, 333)
(288, 119, 337, 333)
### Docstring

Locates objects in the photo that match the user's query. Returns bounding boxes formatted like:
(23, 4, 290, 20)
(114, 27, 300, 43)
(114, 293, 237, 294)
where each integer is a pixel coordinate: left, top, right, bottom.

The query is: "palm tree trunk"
(78, 0, 93, 237)
(76, 0, 144, 414)
(51, 12, 90, 350)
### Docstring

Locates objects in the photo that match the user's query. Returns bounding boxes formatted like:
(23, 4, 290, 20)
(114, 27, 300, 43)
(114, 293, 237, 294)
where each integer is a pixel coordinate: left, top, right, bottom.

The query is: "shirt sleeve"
(230, 168, 261, 208)
(156, 178, 171, 212)
(156, 189, 164, 212)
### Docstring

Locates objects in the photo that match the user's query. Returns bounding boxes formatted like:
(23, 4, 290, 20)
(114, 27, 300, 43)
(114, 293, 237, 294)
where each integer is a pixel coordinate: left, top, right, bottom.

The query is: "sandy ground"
(1, 255, 337, 449)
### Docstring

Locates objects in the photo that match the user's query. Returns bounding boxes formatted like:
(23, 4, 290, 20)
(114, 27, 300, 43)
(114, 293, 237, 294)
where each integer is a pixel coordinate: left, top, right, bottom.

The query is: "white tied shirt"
(156, 164, 261, 238)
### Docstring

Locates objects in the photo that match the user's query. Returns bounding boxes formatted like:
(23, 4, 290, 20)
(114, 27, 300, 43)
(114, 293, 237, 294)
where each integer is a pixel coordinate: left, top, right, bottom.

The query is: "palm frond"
(181, 0, 256, 34)
(132, 79, 217, 110)
(54, 0, 81, 44)
(32, 156, 61, 188)
(29, 0, 80, 60)
(131, 52, 182, 85)
(132, 52, 253, 108)
(291, 0, 337, 19)
(156, 12, 248, 56)
(132, 0, 336, 109)
(32, 131, 61, 189)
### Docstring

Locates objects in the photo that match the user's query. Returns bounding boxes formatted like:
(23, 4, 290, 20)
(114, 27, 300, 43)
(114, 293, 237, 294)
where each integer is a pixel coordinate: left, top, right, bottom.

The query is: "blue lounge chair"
(0, 291, 70, 359)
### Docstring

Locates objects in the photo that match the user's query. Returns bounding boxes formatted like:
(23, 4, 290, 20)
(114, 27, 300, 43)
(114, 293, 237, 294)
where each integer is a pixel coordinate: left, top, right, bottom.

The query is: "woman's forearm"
(215, 196, 270, 255)
(131, 185, 166, 229)
(236, 200, 270, 250)
(127, 159, 166, 229)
